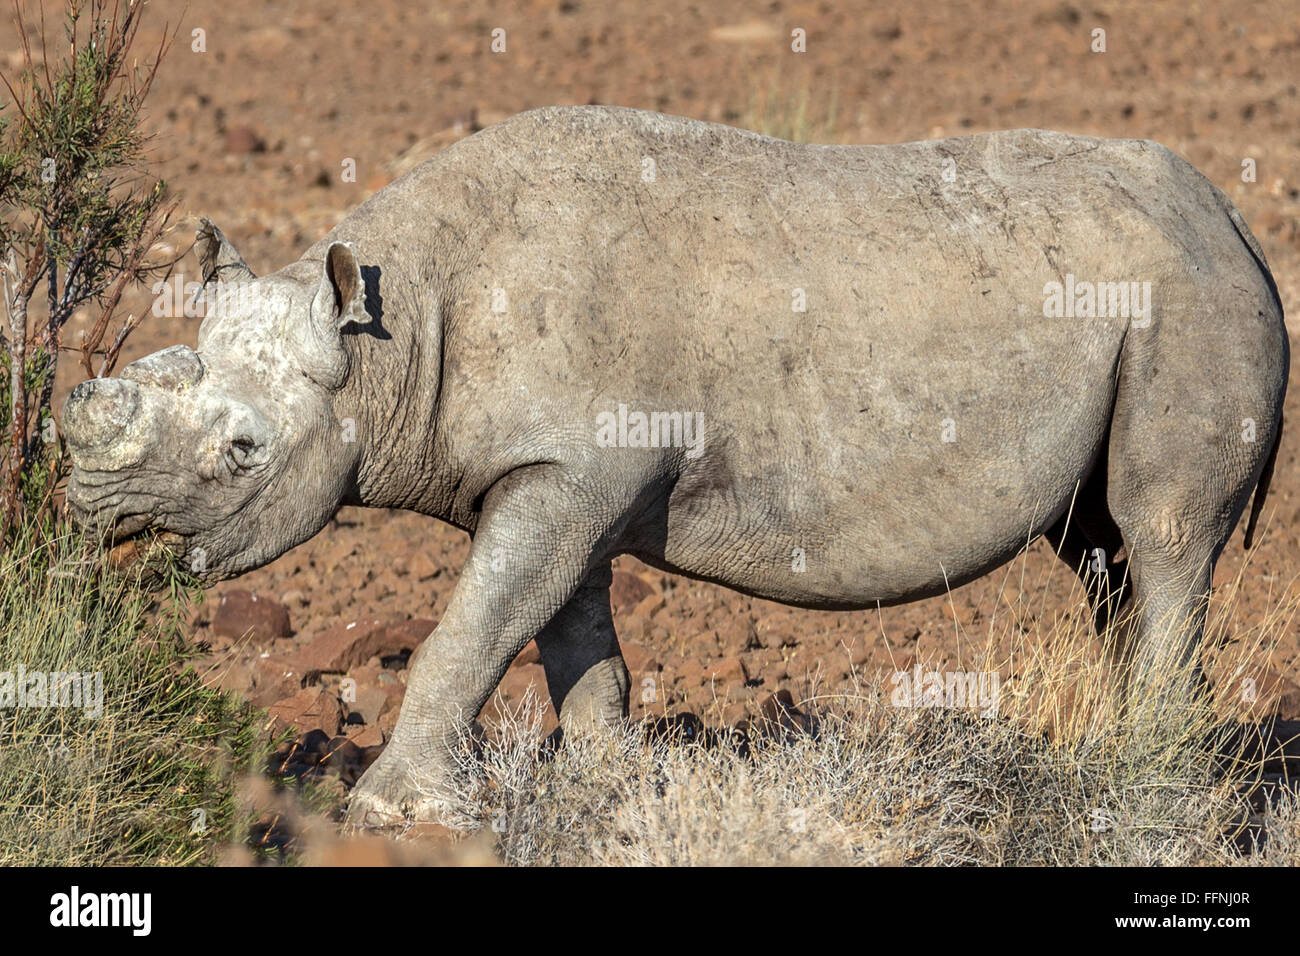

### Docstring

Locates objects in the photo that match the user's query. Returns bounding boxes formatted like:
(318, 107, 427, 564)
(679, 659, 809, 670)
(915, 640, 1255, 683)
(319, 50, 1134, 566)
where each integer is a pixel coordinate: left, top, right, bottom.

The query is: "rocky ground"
(6, 0, 1300, 809)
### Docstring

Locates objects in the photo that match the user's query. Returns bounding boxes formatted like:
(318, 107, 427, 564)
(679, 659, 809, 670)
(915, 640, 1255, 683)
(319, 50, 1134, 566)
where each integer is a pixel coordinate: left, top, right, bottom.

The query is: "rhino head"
(64, 220, 368, 583)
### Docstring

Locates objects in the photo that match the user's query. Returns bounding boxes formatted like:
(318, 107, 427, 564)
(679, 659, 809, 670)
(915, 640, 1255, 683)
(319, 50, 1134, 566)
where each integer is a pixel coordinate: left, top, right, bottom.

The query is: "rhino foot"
(344, 748, 466, 830)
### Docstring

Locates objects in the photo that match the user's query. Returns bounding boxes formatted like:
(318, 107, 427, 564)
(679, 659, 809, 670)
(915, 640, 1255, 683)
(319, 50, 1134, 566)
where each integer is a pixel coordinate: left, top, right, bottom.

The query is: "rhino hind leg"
(1100, 371, 1283, 719)
(1050, 390, 1280, 720)
(534, 564, 631, 734)
(1113, 547, 1215, 720)
(1055, 476, 1220, 718)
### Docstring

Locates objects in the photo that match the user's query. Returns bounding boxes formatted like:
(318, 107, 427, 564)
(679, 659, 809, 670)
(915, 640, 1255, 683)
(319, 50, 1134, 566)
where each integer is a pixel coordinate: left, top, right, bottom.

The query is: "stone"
(758, 689, 813, 736)
(498, 662, 548, 701)
(1240, 666, 1300, 721)
(706, 656, 749, 686)
(249, 651, 312, 708)
(631, 592, 667, 621)
(223, 125, 267, 155)
(621, 640, 660, 674)
(199, 656, 254, 695)
(212, 589, 291, 642)
(299, 618, 429, 672)
(297, 729, 333, 764)
(346, 724, 385, 749)
(610, 570, 656, 614)
(618, 614, 649, 644)
(279, 588, 309, 608)
(323, 735, 363, 770)
(267, 688, 342, 737)
(408, 551, 439, 581)
(348, 686, 390, 726)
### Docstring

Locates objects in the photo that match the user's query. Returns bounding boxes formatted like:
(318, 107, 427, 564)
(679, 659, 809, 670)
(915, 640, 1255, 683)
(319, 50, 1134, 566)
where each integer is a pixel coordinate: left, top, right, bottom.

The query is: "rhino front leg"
(346, 466, 624, 827)
(534, 564, 630, 734)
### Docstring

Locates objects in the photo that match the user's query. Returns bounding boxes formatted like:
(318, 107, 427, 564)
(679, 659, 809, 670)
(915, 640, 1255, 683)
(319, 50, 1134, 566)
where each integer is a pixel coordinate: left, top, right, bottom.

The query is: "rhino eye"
(226, 436, 259, 472)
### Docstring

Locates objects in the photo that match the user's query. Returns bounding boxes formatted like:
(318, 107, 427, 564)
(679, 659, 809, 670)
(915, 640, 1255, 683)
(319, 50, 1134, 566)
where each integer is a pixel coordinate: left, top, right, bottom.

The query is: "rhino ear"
(312, 241, 368, 330)
(195, 217, 255, 287)
(299, 241, 367, 389)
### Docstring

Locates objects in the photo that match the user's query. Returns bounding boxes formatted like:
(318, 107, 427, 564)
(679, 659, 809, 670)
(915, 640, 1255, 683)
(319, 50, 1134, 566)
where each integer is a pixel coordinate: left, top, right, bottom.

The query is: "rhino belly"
(647, 314, 1125, 611)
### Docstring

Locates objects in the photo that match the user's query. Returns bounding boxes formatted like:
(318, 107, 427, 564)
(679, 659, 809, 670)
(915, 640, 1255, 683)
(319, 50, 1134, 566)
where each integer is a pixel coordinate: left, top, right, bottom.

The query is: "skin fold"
(62, 106, 1288, 825)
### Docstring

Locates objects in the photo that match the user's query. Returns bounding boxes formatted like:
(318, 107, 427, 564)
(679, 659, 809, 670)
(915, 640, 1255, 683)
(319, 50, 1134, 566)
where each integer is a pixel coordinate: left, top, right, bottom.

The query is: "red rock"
(249, 652, 311, 708)
(844, 639, 872, 668)
(1241, 667, 1300, 720)
(1280, 682, 1300, 720)
(223, 125, 266, 154)
(631, 592, 667, 620)
(347, 686, 390, 726)
(714, 614, 756, 648)
(346, 724, 385, 749)
(619, 615, 649, 643)
(378, 619, 436, 665)
(343, 663, 383, 690)
(408, 551, 439, 581)
(722, 700, 750, 726)
(299, 618, 430, 672)
(199, 656, 254, 695)
(514, 640, 541, 666)
(267, 687, 342, 737)
(706, 657, 749, 686)
(212, 589, 291, 642)
(498, 662, 548, 701)
(760, 689, 799, 722)
(407, 638, 430, 673)
(342, 666, 406, 718)
(621, 640, 660, 674)
(387, 619, 437, 640)
(324, 735, 363, 769)
(610, 570, 656, 614)
(758, 689, 813, 735)
(296, 729, 333, 763)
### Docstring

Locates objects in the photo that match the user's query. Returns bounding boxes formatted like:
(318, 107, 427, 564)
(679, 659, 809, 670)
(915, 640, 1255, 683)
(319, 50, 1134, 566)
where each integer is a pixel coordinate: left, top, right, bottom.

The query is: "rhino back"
(317, 108, 1270, 604)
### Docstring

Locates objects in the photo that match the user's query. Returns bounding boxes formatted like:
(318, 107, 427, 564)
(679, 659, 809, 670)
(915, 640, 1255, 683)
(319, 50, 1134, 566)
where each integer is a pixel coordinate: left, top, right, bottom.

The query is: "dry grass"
(0, 523, 269, 865)
(362, 544, 1300, 867)
(739, 71, 839, 144)
(431, 692, 1293, 866)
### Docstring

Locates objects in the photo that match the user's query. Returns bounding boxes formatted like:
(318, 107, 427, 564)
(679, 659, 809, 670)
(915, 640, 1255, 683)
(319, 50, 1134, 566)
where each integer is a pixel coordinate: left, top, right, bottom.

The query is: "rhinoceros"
(62, 106, 1287, 825)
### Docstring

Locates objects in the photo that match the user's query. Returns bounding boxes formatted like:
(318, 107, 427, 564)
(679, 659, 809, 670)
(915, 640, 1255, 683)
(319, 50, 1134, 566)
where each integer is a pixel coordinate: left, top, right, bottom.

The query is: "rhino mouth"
(67, 502, 186, 575)
(104, 524, 186, 571)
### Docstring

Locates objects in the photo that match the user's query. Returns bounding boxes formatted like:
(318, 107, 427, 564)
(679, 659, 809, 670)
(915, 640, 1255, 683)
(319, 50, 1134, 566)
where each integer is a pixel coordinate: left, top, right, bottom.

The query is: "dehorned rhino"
(62, 106, 1288, 825)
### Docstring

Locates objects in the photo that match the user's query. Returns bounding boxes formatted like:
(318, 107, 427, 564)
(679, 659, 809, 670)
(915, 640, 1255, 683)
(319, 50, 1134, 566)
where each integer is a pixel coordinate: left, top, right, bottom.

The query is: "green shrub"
(0, 522, 270, 865)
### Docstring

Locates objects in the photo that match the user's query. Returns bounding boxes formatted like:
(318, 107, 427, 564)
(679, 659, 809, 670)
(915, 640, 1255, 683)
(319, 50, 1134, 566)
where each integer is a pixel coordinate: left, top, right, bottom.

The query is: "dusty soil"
(6, 0, 1300, 752)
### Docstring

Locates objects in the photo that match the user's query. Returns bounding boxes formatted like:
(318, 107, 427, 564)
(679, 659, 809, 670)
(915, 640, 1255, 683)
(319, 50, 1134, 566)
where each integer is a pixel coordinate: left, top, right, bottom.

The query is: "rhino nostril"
(62, 377, 142, 452)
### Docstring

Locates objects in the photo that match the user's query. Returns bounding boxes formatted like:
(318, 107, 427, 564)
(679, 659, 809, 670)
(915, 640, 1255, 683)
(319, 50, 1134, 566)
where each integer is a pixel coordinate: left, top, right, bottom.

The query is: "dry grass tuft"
(393, 545, 1300, 866)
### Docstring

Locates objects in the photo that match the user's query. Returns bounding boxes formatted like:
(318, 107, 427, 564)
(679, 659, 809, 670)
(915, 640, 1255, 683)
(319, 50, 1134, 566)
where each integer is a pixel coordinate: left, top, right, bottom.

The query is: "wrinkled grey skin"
(63, 107, 1288, 825)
